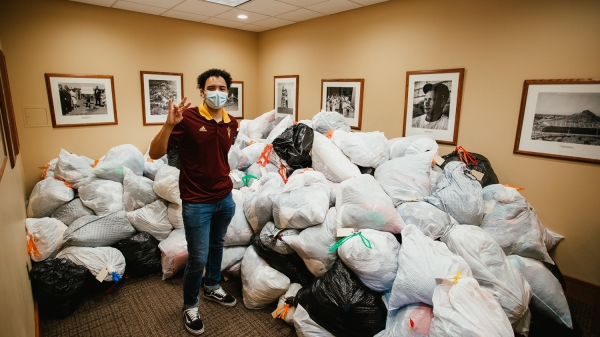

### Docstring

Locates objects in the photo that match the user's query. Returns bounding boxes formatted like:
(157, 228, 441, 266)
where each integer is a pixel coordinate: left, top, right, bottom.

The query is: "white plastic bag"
(143, 157, 165, 181)
(241, 245, 290, 309)
(282, 207, 338, 277)
(167, 203, 183, 229)
(153, 165, 181, 204)
(275, 283, 303, 325)
(41, 158, 58, 179)
(396, 201, 458, 240)
(337, 229, 400, 292)
(245, 162, 278, 187)
(311, 111, 351, 134)
(56, 246, 126, 282)
(389, 225, 472, 310)
(230, 169, 245, 189)
(62, 211, 136, 247)
(389, 135, 438, 159)
(294, 303, 335, 337)
(122, 166, 158, 212)
(221, 246, 248, 272)
(331, 130, 389, 168)
(273, 170, 330, 229)
(93, 144, 145, 183)
(242, 142, 267, 166)
(425, 161, 484, 226)
(26, 218, 68, 262)
(78, 179, 124, 216)
(27, 178, 75, 218)
(228, 145, 250, 171)
(224, 189, 254, 247)
(375, 152, 434, 206)
(311, 131, 361, 183)
(327, 180, 339, 207)
(544, 228, 564, 252)
(127, 199, 173, 241)
(336, 174, 406, 234)
(429, 274, 513, 337)
(243, 172, 285, 232)
(481, 184, 552, 263)
(374, 303, 433, 337)
(266, 115, 293, 144)
(259, 221, 299, 255)
(508, 255, 572, 328)
(54, 149, 95, 188)
(240, 109, 276, 140)
(158, 228, 188, 280)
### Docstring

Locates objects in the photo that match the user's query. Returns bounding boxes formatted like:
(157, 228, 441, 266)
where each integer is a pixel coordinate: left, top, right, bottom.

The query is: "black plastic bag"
(30, 258, 89, 319)
(112, 232, 162, 277)
(251, 233, 314, 286)
(272, 124, 314, 170)
(441, 147, 499, 187)
(357, 165, 375, 176)
(293, 259, 387, 337)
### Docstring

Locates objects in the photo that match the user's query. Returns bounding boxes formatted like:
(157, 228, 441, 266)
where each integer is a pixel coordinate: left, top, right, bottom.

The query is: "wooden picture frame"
(0, 50, 19, 160)
(514, 79, 600, 164)
(0, 50, 15, 169)
(321, 79, 364, 130)
(227, 81, 244, 119)
(0, 74, 10, 179)
(140, 71, 183, 125)
(274, 75, 299, 122)
(402, 68, 464, 145)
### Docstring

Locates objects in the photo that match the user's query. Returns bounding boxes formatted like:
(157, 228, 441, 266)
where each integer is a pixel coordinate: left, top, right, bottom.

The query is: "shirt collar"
(198, 104, 230, 123)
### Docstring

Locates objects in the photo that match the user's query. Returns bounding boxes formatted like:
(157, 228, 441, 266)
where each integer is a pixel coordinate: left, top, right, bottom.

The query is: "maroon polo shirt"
(168, 104, 238, 203)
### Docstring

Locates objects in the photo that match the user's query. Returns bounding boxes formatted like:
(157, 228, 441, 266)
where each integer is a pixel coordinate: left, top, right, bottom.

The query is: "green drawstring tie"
(329, 232, 372, 252)
(241, 174, 259, 187)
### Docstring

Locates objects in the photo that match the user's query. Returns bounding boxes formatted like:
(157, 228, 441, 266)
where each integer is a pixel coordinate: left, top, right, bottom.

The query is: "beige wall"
(0, 37, 35, 336)
(257, 0, 600, 284)
(0, 0, 258, 195)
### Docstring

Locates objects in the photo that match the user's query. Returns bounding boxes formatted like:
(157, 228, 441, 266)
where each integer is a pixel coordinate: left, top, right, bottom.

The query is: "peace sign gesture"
(166, 96, 191, 126)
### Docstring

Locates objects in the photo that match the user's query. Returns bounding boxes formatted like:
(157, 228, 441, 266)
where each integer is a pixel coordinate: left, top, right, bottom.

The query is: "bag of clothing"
(126, 200, 172, 241)
(252, 233, 314, 286)
(242, 142, 267, 165)
(272, 123, 314, 170)
(224, 189, 254, 247)
(396, 201, 458, 240)
(388, 135, 438, 159)
(311, 110, 351, 134)
(263, 116, 284, 139)
(143, 157, 165, 181)
(275, 283, 303, 325)
(62, 211, 136, 247)
(293, 303, 335, 337)
(441, 224, 532, 335)
(441, 146, 499, 188)
(273, 170, 330, 229)
(375, 152, 434, 206)
(30, 258, 89, 318)
(243, 172, 285, 232)
(92, 144, 145, 183)
(259, 221, 299, 255)
(240, 109, 276, 140)
(153, 165, 181, 204)
(374, 303, 433, 337)
(113, 232, 162, 277)
(336, 229, 400, 292)
(158, 228, 188, 280)
(245, 162, 278, 187)
(56, 246, 125, 282)
(27, 177, 75, 218)
(425, 161, 484, 226)
(78, 178, 124, 216)
(54, 149, 95, 188)
(266, 115, 293, 144)
(26, 218, 68, 262)
(221, 246, 247, 272)
(311, 131, 361, 183)
(41, 158, 58, 179)
(230, 169, 246, 189)
(327, 180, 339, 207)
(331, 130, 389, 168)
(281, 207, 338, 277)
(544, 228, 564, 252)
(241, 245, 291, 309)
(228, 144, 250, 171)
(336, 174, 406, 234)
(122, 166, 158, 212)
(481, 184, 553, 263)
(167, 202, 184, 229)
(389, 225, 472, 310)
(51, 198, 94, 226)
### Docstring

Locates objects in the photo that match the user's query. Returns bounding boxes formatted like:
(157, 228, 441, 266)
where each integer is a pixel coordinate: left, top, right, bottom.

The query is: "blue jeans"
(182, 192, 235, 308)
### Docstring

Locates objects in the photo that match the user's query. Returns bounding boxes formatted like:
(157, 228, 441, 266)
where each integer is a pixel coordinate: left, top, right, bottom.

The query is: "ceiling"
(68, 0, 389, 32)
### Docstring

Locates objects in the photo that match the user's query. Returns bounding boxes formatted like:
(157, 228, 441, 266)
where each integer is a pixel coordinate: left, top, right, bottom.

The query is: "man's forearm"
(149, 124, 175, 159)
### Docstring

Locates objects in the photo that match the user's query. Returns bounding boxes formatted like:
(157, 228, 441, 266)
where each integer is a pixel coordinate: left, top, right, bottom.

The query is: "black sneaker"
(183, 307, 204, 335)
(203, 286, 237, 307)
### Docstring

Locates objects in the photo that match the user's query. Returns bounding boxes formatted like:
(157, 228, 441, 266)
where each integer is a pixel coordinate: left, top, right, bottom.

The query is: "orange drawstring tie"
(27, 234, 42, 258)
(41, 163, 50, 179)
(275, 304, 291, 320)
(455, 146, 478, 166)
(92, 159, 100, 168)
(278, 163, 288, 184)
(54, 177, 73, 189)
(257, 144, 273, 167)
(325, 129, 334, 139)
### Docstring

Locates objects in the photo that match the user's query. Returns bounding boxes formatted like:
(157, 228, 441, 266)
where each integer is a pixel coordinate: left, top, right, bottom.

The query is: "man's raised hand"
(166, 97, 191, 126)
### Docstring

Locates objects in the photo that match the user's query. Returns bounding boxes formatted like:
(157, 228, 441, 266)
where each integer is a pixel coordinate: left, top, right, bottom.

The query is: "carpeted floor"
(40, 273, 599, 337)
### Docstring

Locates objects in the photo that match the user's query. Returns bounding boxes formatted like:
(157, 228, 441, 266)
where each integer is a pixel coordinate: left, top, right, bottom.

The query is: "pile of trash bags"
(27, 109, 577, 337)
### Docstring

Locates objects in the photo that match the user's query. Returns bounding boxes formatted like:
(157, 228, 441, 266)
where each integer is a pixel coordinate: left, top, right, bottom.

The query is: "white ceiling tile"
(69, 0, 118, 7)
(276, 8, 325, 21)
(237, 0, 298, 17)
(276, 0, 327, 7)
(113, 1, 168, 15)
(306, 0, 362, 15)
(237, 24, 271, 32)
(172, 0, 230, 16)
(202, 17, 246, 28)
(215, 8, 269, 24)
(162, 10, 210, 22)
(349, 0, 388, 5)
(123, 0, 184, 9)
(252, 17, 295, 29)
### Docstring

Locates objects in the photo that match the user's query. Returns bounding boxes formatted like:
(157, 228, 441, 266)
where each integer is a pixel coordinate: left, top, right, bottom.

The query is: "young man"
(149, 69, 239, 335)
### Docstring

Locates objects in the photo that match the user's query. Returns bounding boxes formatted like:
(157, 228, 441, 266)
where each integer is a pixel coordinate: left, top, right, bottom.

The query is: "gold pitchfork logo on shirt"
(227, 127, 231, 138)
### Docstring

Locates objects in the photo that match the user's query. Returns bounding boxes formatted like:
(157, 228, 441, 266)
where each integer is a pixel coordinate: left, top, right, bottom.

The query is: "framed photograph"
(403, 68, 464, 145)
(226, 81, 244, 119)
(0, 50, 18, 161)
(514, 79, 600, 164)
(45, 74, 117, 128)
(141, 71, 183, 125)
(274, 75, 299, 121)
(0, 72, 10, 179)
(321, 79, 364, 130)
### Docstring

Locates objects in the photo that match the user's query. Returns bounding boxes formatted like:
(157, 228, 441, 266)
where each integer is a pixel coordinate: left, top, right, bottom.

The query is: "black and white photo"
(321, 79, 363, 130)
(274, 75, 298, 121)
(45, 74, 117, 128)
(226, 81, 244, 119)
(141, 71, 183, 125)
(515, 79, 600, 164)
(403, 69, 464, 145)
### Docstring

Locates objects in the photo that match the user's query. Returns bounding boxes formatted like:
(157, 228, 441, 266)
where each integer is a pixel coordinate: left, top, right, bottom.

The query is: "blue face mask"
(204, 90, 228, 109)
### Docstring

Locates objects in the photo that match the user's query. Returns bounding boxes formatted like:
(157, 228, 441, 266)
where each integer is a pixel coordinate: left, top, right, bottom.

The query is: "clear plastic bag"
(78, 178, 124, 216)
(375, 152, 435, 206)
(152, 165, 181, 204)
(243, 172, 285, 232)
(374, 303, 433, 337)
(311, 131, 361, 183)
(126, 199, 173, 241)
(92, 144, 144, 183)
(311, 111, 351, 134)
(26, 217, 68, 262)
(331, 130, 389, 168)
(388, 135, 438, 159)
(240, 245, 290, 309)
(224, 189, 254, 247)
(396, 201, 458, 240)
(27, 177, 75, 218)
(56, 246, 126, 282)
(54, 149, 95, 188)
(158, 228, 187, 280)
(122, 166, 158, 212)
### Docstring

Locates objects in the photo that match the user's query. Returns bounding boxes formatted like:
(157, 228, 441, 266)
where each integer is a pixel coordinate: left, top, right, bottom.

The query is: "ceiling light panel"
(205, 0, 252, 7)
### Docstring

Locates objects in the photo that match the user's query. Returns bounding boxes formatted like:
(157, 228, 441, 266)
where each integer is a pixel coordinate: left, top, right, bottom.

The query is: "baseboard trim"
(34, 301, 39, 337)
(563, 275, 600, 333)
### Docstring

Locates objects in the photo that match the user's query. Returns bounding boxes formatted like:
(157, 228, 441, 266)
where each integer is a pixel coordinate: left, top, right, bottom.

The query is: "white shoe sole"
(184, 324, 205, 335)
(203, 294, 237, 307)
